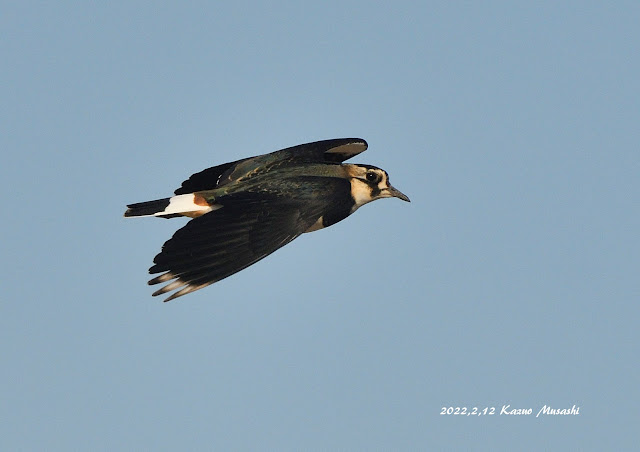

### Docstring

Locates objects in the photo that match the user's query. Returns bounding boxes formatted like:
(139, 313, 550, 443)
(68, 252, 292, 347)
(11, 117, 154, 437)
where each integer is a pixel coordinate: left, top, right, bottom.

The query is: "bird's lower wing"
(147, 193, 325, 301)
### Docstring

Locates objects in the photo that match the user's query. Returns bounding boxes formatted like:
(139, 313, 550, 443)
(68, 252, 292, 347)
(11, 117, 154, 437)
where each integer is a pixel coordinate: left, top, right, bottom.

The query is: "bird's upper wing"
(174, 158, 248, 195)
(264, 137, 368, 164)
(147, 187, 336, 301)
(174, 138, 367, 195)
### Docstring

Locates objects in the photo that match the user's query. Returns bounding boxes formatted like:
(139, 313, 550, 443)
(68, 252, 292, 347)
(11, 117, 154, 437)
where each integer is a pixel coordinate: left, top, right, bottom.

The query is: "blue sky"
(2, 1, 638, 450)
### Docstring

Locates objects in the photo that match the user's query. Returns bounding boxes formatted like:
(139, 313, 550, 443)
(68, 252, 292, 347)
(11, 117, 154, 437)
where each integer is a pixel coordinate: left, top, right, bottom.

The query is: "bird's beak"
(386, 185, 411, 202)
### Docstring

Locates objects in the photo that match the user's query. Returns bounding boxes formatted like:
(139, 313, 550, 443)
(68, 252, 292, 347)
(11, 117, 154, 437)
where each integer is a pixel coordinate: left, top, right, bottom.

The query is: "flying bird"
(124, 138, 410, 301)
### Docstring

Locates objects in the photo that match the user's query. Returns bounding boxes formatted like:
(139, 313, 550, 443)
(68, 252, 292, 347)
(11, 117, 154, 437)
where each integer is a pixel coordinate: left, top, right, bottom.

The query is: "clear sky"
(2, 1, 638, 450)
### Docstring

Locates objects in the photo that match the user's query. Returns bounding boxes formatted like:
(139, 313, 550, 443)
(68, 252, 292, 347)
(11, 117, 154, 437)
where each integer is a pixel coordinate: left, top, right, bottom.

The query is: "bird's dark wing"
(268, 138, 368, 164)
(147, 191, 329, 301)
(174, 158, 249, 195)
(173, 138, 366, 194)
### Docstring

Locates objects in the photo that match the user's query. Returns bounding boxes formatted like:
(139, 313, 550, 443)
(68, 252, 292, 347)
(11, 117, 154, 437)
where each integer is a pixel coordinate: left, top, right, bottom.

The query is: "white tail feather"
(157, 194, 213, 216)
(125, 193, 221, 218)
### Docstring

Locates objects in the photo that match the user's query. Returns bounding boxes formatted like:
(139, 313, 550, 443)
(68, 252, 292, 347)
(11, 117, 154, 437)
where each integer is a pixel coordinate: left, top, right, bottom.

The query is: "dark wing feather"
(174, 138, 366, 195)
(148, 192, 328, 301)
(174, 158, 248, 195)
(270, 138, 368, 163)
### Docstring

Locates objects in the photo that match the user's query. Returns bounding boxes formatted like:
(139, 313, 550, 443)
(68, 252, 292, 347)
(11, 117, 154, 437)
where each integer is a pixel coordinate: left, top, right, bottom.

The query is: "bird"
(124, 138, 410, 301)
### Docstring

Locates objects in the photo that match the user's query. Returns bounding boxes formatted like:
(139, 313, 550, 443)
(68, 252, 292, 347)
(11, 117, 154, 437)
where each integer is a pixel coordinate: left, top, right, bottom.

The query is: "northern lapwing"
(125, 138, 410, 301)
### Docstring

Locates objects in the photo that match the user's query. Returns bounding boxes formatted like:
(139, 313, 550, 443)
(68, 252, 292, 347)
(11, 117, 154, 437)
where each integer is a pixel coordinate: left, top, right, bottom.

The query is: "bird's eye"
(366, 171, 379, 183)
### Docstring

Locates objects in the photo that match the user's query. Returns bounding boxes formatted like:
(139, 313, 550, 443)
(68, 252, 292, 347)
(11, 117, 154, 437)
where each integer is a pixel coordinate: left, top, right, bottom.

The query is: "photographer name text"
(440, 405, 580, 417)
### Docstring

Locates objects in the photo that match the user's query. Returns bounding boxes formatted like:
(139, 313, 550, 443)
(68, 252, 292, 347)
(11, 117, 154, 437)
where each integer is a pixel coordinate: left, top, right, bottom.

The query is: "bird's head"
(346, 164, 410, 208)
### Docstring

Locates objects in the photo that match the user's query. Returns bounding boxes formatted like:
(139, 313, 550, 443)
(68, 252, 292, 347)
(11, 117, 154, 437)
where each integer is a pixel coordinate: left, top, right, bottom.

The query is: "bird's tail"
(124, 194, 217, 218)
